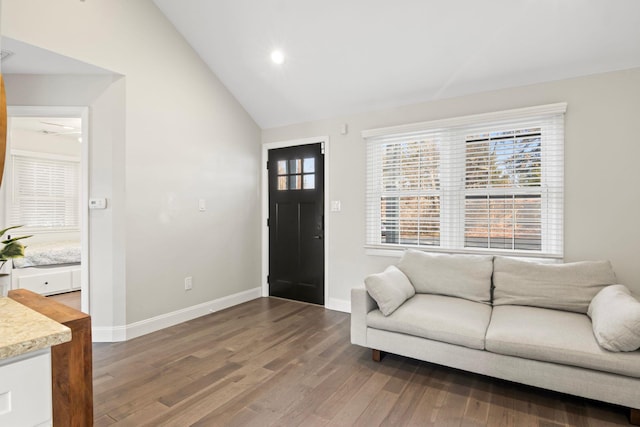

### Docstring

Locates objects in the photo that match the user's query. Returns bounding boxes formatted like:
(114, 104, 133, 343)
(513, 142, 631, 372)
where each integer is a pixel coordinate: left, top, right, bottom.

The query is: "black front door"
(268, 143, 324, 305)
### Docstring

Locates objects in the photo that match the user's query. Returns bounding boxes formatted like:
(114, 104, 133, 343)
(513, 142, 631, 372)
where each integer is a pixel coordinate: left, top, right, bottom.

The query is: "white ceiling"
(153, 0, 640, 129)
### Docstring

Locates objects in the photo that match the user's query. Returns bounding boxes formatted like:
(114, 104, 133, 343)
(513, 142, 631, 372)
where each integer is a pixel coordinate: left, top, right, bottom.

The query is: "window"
(277, 157, 315, 190)
(364, 103, 565, 258)
(9, 152, 81, 232)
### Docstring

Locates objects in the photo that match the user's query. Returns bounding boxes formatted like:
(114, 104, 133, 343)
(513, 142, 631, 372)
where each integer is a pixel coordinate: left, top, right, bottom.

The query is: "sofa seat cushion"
(486, 305, 640, 378)
(367, 294, 492, 350)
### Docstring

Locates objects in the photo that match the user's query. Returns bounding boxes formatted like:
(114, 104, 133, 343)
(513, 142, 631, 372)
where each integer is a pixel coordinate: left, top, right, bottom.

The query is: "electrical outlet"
(184, 276, 193, 291)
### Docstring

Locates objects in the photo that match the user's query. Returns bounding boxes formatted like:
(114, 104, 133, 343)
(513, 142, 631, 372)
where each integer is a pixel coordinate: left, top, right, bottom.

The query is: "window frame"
(363, 103, 566, 259)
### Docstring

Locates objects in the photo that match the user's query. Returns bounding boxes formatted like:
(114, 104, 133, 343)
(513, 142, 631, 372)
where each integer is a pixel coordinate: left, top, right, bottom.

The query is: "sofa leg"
(631, 408, 640, 425)
(372, 349, 384, 362)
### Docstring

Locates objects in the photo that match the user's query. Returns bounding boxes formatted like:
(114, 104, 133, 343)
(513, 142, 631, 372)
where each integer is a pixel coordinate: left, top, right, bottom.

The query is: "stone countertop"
(0, 296, 71, 361)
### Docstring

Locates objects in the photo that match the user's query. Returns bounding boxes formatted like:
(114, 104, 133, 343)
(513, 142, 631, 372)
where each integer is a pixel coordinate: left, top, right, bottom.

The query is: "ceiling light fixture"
(270, 50, 285, 65)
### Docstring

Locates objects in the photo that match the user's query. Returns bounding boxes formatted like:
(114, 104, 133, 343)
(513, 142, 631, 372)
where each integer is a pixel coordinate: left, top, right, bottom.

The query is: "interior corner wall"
(262, 68, 640, 305)
(3, 73, 127, 332)
(2, 0, 262, 331)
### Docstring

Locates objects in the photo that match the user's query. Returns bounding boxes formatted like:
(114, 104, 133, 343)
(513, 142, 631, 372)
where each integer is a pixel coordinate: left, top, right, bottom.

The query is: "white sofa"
(351, 250, 640, 424)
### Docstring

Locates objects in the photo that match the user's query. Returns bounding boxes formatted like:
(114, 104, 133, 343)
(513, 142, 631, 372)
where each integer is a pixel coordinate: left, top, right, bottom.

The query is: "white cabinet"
(11, 265, 81, 296)
(16, 271, 71, 295)
(0, 349, 53, 427)
(0, 262, 10, 296)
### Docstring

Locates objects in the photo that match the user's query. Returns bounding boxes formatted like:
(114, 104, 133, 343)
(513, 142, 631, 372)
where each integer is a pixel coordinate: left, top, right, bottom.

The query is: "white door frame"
(6, 106, 90, 314)
(261, 136, 330, 306)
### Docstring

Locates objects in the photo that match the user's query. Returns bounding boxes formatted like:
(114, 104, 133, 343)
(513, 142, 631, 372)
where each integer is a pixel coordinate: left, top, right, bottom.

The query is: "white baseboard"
(92, 325, 126, 342)
(92, 287, 262, 342)
(326, 297, 351, 313)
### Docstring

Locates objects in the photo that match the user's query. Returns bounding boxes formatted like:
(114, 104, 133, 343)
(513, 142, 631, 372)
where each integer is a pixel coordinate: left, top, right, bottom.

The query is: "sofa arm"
(351, 286, 377, 347)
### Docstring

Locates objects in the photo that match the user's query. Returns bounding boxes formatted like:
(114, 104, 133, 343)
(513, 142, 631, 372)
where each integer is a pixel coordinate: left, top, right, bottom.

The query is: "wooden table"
(9, 289, 93, 427)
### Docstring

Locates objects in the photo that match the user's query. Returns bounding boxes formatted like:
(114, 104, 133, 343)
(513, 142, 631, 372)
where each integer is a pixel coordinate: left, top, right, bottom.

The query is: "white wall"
(2, 1, 262, 333)
(263, 68, 640, 304)
(3, 73, 128, 331)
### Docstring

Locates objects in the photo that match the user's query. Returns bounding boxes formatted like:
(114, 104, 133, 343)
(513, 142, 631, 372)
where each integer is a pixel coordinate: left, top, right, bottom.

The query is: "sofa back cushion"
(493, 257, 617, 313)
(396, 250, 493, 303)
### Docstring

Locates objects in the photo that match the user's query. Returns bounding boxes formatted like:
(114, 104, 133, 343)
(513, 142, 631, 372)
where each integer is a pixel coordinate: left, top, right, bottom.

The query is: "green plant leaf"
(0, 240, 26, 259)
(0, 225, 31, 260)
(1, 235, 33, 244)
(0, 225, 25, 237)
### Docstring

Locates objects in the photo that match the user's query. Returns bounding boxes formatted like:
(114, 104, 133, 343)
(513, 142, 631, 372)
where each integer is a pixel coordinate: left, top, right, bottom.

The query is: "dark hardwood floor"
(47, 290, 81, 311)
(92, 297, 631, 426)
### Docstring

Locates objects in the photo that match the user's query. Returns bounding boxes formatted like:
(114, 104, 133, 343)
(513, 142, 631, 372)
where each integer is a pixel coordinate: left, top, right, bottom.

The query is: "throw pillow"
(493, 257, 616, 313)
(588, 284, 640, 352)
(396, 249, 493, 303)
(364, 265, 415, 316)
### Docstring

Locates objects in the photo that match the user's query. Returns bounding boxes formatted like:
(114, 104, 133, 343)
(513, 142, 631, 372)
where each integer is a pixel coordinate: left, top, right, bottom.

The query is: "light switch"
(0, 390, 11, 415)
(331, 200, 341, 212)
(198, 199, 206, 212)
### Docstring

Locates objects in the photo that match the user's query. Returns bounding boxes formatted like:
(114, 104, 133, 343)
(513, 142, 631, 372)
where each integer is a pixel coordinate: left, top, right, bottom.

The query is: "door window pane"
(277, 160, 287, 175)
(303, 158, 315, 173)
(277, 176, 288, 190)
(289, 175, 301, 190)
(303, 174, 315, 189)
(289, 159, 302, 174)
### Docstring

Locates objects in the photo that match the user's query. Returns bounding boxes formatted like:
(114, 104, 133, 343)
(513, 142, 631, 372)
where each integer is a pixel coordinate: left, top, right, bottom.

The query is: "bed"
(11, 241, 81, 296)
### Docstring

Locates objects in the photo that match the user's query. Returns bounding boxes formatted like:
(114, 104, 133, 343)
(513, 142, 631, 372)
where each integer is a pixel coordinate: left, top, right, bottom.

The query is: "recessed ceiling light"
(270, 50, 285, 65)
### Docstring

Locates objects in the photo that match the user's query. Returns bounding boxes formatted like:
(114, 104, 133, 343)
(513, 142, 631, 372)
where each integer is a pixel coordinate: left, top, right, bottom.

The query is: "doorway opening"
(3, 107, 89, 313)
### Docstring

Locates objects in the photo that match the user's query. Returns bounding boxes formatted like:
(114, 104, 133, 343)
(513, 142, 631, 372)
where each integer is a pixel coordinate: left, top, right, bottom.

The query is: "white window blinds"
(364, 103, 565, 258)
(10, 153, 81, 232)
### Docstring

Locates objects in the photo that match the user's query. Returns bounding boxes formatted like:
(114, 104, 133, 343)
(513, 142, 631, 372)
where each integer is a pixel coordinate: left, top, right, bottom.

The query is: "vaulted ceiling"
(2, 2, 639, 130)
(153, 0, 640, 129)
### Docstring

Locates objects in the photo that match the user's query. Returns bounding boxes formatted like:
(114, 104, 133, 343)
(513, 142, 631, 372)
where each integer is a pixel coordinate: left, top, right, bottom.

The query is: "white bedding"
(12, 241, 81, 268)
